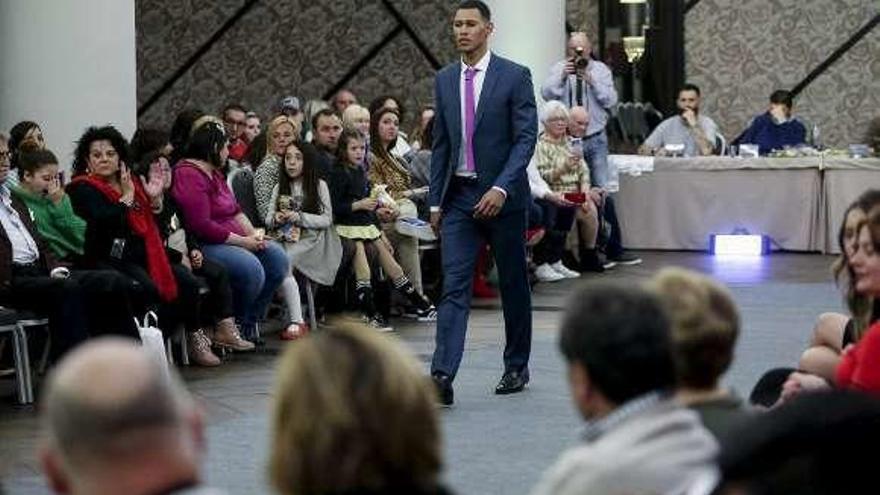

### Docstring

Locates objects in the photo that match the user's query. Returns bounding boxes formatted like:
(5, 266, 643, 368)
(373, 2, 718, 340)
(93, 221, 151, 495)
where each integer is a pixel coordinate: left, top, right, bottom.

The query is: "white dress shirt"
(0, 185, 40, 264)
(457, 50, 492, 176)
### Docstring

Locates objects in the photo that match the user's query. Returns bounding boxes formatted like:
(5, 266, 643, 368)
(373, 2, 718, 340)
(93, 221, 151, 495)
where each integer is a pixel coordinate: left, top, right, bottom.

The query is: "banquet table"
(612, 155, 829, 251)
(821, 157, 880, 253)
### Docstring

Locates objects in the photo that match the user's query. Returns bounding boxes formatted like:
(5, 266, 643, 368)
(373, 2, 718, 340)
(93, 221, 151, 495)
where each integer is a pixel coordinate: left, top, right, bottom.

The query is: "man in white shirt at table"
(639, 83, 719, 157)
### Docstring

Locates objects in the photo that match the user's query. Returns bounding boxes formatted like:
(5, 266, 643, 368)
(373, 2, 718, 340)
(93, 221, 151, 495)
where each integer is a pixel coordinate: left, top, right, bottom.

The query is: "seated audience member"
(0, 134, 138, 359)
(329, 129, 435, 331)
(40, 338, 224, 495)
(134, 148, 253, 363)
(269, 324, 449, 495)
(305, 108, 344, 178)
(410, 105, 435, 151)
(342, 104, 371, 137)
(648, 268, 752, 438)
(11, 148, 86, 262)
(172, 116, 289, 341)
(531, 282, 718, 495)
(167, 108, 205, 166)
(718, 390, 880, 495)
(341, 104, 371, 170)
(761, 191, 880, 406)
(639, 84, 719, 157)
(277, 95, 305, 130)
(222, 103, 250, 162)
(368, 107, 434, 297)
(130, 128, 172, 161)
(737, 90, 806, 155)
(331, 88, 358, 115)
(832, 205, 880, 393)
(66, 126, 180, 309)
(254, 115, 300, 223)
(799, 190, 880, 381)
(263, 141, 343, 340)
(369, 95, 413, 159)
(8, 121, 47, 187)
(244, 111, 261, 144)
(531, 101, 602, 281)
(568, 106, 641, 267)
(301, 98, 329, 142)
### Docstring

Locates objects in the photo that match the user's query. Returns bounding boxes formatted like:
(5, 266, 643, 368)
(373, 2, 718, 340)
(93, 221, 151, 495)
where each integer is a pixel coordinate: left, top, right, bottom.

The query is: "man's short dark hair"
(457, 0, 491, 21)
(311, 108, 340, 132)
(769, 89, 794, 108)
(679, 83, 701, 97)
(559, 282, 675, 405)
(222, 103, 247, 118)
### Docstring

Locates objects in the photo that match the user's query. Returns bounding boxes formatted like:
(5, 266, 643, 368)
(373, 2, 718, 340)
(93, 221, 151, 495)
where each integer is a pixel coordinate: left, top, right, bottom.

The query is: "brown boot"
(188, 329, 221, 367)
(214, 318, 256, 352)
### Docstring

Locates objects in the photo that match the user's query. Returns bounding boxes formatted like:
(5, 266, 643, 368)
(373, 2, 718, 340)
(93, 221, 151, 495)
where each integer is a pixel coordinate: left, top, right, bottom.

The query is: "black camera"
(574, 47, 589, 69)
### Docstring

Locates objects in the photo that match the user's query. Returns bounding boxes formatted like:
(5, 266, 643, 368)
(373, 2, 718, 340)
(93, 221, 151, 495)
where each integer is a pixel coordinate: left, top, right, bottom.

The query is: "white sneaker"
(550, 261, 580, 279)
(535, 263, 565, 282)
(396, 217, 437, 241)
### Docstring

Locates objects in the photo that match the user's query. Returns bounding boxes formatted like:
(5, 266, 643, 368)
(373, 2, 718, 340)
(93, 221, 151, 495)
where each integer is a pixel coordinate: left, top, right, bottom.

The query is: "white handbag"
(135, 311, 170, 374)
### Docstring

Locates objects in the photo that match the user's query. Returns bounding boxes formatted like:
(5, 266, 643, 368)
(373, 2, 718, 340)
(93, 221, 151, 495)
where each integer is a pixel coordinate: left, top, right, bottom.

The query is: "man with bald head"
(39, 338, 223, 495)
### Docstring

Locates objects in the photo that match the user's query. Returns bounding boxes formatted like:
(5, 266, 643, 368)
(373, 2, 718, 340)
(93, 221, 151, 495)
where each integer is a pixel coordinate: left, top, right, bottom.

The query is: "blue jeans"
(201, 241, 289, 328)
(583, 130, 610, 188)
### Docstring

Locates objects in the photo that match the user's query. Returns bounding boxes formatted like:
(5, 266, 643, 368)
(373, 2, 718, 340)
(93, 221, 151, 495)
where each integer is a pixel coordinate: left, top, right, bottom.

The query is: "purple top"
(171, 161, 245, 244)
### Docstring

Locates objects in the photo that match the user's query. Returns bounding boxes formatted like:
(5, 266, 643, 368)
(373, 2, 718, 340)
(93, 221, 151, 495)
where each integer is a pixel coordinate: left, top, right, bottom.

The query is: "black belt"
(585, 130, 605, 139)
(452, 175, 479, 183)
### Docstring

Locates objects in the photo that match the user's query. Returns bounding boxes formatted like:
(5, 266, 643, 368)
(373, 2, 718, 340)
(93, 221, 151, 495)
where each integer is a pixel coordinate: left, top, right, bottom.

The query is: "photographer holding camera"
(542, 32, 618, 188)
(542, 32, 641, 268)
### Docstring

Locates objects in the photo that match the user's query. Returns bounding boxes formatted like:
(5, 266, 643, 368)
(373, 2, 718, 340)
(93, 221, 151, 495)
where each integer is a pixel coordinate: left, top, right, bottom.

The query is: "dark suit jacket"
(0, 194, 60, 298)
(429, 52, 538, 213)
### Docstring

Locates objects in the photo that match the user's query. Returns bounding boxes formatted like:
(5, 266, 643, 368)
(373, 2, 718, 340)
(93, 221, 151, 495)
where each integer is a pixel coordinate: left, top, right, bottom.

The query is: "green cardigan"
(11, 186, 86, 259)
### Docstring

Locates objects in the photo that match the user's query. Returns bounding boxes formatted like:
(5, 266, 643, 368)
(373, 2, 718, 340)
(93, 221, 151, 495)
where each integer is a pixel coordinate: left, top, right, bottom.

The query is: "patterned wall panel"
(567, 0, 600, 40)
(136, 0, 458, 131)
(344, 33, 439, 133)
(686, 0, 880, 147)
(386, 0, 459, 64)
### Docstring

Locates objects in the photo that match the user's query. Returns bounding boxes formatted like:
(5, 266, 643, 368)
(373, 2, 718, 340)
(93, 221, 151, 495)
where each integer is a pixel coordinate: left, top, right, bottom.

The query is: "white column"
(0, 0, 137, 170)
(484, 0, 566, 104)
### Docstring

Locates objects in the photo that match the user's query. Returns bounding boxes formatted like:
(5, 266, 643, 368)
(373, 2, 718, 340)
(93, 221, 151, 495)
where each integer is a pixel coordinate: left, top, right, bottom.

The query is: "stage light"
(710, 234, 768, 256)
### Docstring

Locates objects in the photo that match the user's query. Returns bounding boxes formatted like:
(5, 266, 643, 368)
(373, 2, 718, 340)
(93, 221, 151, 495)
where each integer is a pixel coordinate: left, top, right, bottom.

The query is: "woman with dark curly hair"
(66, 125, 185, 333)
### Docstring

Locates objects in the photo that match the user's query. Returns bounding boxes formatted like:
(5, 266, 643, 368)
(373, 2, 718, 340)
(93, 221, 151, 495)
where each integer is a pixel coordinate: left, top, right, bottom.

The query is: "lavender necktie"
(464, 67, 478, 173)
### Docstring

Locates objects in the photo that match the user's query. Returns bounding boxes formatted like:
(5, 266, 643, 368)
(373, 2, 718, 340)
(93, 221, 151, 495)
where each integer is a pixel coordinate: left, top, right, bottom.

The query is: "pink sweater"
(171, 161, 245, 244)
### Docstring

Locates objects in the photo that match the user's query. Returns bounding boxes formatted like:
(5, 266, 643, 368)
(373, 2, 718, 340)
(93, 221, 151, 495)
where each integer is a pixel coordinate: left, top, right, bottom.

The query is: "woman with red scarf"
(67, 126, 185, 335)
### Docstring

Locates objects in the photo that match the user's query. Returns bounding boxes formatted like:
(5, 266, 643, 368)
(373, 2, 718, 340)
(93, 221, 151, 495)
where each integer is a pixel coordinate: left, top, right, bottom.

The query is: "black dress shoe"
(432, 373, 454, 407)
(495, 368, 530, 395)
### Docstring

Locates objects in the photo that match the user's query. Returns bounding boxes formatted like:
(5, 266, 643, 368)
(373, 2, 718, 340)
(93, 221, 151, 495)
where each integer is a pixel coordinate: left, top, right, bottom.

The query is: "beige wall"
(686, 0, 880, 147)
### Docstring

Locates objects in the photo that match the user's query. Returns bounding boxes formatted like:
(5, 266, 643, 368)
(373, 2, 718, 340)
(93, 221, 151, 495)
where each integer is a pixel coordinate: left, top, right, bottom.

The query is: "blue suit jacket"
(429, 53, 538, 213)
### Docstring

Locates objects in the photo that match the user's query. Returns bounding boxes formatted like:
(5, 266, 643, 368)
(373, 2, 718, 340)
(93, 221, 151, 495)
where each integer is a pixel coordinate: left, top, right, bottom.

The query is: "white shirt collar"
(460, 50, 491, 74)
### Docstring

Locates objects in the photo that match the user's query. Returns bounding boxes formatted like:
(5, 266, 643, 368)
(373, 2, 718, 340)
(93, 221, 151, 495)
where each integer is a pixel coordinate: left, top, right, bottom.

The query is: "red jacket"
(836, 321, 880, 392)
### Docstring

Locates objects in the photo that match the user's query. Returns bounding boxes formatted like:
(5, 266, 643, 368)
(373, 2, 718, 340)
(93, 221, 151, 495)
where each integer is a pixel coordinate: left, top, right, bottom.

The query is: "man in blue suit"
(429, 0, 538, 406)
